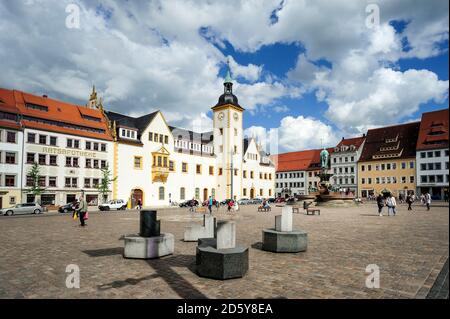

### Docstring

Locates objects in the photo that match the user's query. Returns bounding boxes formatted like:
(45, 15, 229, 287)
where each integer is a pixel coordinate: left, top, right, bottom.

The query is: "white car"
(1, 203, 43, 216)
(98, 199, 127, 211)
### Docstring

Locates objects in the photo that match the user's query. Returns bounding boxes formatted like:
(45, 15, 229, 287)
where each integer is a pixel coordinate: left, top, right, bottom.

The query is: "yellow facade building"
(357, 122, 421, 198)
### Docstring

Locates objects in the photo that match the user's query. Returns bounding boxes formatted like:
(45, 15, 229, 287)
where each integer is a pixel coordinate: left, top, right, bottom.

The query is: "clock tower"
(212, 66, 244, 200)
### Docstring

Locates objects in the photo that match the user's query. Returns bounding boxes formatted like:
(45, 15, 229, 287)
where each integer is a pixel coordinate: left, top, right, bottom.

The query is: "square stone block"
(216, 221, 236, 249)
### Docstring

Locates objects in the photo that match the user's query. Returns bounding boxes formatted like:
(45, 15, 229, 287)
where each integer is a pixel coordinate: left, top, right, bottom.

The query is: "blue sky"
(0, 0, 448, 152)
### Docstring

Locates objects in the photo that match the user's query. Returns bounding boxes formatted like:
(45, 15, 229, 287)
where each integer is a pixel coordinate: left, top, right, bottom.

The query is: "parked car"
(58, 202, 78, 214)
(237, 198, 251, 205)
(268, 198, 276, 203)
(275, 197, 286, 203)
(1, 203, 43, 216)
(98, 199, 127, 211)
(179, 200, 199, 207)
(251, 198, 263, 205)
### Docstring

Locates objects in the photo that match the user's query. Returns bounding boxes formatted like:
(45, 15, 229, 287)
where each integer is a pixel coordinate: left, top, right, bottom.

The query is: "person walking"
(208, 196, 213, 214)
(77, 193, 88, 227)
(376, 194, 385, 216)
(137, 199, 142, 210)
(386, 194, 397, 216)
(406, 193, 414, 211)
(425, 192, 432, 211)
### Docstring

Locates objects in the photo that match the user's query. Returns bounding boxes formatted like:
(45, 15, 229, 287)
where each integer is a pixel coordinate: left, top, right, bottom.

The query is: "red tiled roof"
(273, 148, 334, 172)
(416, 108, 449, 151)
(336, 136, 366, 149)
(0, 119, 21, 130)
(0, 88, 113, 141)
(0, 88, 20, 114)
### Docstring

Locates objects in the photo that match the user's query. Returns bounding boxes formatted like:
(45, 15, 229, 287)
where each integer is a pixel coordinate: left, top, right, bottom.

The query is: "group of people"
(376, 192, 432, 216)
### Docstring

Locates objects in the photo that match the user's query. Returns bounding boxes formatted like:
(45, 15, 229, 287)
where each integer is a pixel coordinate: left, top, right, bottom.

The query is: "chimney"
(42, 94, 48, 98)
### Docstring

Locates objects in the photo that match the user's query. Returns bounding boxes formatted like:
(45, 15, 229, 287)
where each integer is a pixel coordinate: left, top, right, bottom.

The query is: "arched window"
(211, 188, 215, 199)
(159, 187, 165, 200)
(195, 188, 200, 200)
(180, 187, 185, 200)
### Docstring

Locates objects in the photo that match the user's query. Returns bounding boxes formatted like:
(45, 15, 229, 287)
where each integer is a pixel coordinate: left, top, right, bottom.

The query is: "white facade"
(112, 108, 275, 207)
(416, 148, 449, 199)
(21, 128, 114, 206)
(330, 139, 365, 194)
(0, 127, 23, 208)
(275, 171, 307, 197)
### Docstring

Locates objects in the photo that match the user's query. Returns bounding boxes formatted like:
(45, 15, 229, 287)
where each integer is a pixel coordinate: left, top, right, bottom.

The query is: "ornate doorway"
(132, 189, 143, 206)
(250, 188, 255, 199)
(203, 188, 208, 202)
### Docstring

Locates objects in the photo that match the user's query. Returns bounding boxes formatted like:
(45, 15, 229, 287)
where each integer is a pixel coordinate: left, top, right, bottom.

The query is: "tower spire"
(87, 85, 98, 109)
(224, 57, 233, 94)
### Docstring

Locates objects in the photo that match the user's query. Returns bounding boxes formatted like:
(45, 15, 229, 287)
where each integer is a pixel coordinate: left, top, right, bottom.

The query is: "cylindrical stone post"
(139, 210, 160, 237)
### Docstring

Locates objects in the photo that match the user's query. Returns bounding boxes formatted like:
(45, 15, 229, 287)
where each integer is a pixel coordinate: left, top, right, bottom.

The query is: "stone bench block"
(262, 229, 307, 253)
(124, 233, 174, 259)
(196, 238, 248, 280)
(275, 206, 293, 232)
(216, 220, 236, 249)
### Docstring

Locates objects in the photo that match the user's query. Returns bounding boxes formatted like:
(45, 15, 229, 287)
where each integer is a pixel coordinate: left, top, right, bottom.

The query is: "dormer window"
(385, 134, 399, 143)
(120, 128, 137, 140)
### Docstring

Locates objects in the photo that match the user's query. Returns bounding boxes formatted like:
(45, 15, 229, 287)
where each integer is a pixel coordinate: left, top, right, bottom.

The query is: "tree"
(97, 165, 117, 203)
(26, 162, 46, 203)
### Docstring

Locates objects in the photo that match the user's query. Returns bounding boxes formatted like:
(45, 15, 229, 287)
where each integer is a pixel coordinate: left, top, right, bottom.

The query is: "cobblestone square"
(0, 203, 448, 299)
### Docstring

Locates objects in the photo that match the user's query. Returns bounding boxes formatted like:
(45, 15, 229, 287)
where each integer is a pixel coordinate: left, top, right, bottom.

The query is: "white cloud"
(227, 55, 262, 82)
(273, 105, 289, 113)
(245, 115, 339, 153)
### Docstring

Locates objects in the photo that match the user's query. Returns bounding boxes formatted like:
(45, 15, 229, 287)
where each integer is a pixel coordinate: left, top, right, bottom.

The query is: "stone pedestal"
(196, 238, 248, 280)
(184, 214, 215, 242)
(196, 220, 248, 280)
(262, 229, 307, 252)
(123, 210, 174, 259)
(124, 233, 174, 259)
(262, 206, 308, 253)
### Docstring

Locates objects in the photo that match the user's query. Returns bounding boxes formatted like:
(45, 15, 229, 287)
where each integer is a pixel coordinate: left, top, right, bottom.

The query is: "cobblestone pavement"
(0, 203, 448, 299)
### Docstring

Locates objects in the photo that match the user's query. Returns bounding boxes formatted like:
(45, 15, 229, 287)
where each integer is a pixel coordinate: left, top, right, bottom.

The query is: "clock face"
(218, 112, 224, 121)
(233, 113, 239, 121)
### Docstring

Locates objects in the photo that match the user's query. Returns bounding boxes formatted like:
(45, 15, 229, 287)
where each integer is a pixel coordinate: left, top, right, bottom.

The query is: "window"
(437, 175, 443, 183)
(86, 141, 91, 150)
(26, 103, 48, 112)
(195, 188, 200, 200)
(182, 162, 188, 173)
(159, 135, 164, 143)
(180, 187, 185, 200)
(234, 145, 237, 154)
(401, 176, 406, 184)
(48, 177, 57, 187)
(92, 179, 99, 188)
(27, 153, 35, 164)
(250, 171, 254, 179)
(101, 143, 106, 152)
(219, 145, 223, 153)
(260, 189, 263, 196)
(38, 135, 47, 145)
(164, 135, 168, 144)
(386, 163, 391, 170)
(149, 132, 153, 141)
(26, 175, 34, 187)
(27, 133, 36, 143)
(67, 139, 73, 148)
(73, 157, 79, 167)
(402, 162, 406, 169)
(435, 150, 441, 157)
(85, 159, 92, 168)
(209, 166, 214, 175)
(5, 152, 16, 164)
(5, 175, 15, 187)
(134, 156, 142, 169)
(93, 160, 99, 169)
(435, 163, 442, 170)
(234, 169, 238, 176)
(420, 152, 426, 158)
(218, 168, 223, 175)
(7, 131, 16, 143)
(427, 151, 433, 158)
(93, 142, 99, 151)
(243, 188, 247, 196)
(429, 175, 436, 183)
(196, 164, 202, 174)
(409, 161, 414, 169)
(361, 165, 365, 172)
(234, 128, 237, 136)
(9, 196, 16, 205)
(169, 161, 175, 172)
(38, 154, 46, 165)
(50, 136, 57, 146)
(361, 178, 366, 184)
(409, 176, 415, 183)
(159, 187, 165, 200)
(84, 178, 91, 188)
(421, 175, 427, 183)
(219, 128, 223, 135)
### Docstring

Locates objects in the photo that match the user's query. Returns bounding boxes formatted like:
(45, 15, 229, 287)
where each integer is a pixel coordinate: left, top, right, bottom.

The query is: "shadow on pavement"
(82, 247, 123, 257)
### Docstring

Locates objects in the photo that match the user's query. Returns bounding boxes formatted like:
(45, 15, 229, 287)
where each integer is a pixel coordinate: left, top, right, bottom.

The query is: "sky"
(0, 0, 448, 154)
